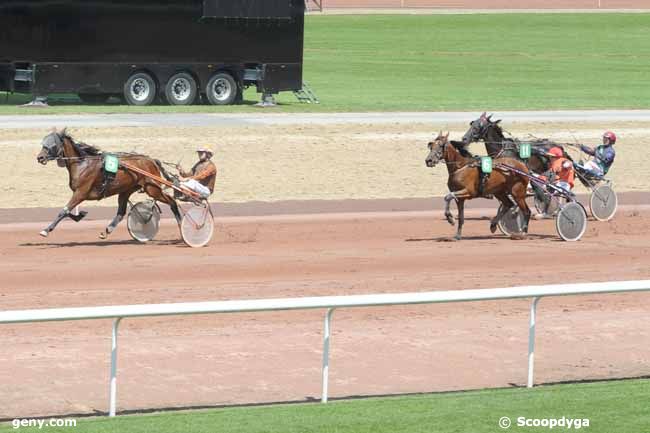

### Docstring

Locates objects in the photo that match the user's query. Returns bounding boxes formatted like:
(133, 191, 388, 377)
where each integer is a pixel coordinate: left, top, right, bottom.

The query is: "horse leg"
(512, 188, 532, 236)
(455, 199, 465, 240)
(100, 190, 134, 239)
(490, 194, 511, 233)
(144, 184, 182, 225)
(443, 189, 472, 226)
(39, 193, 87, 237)
(443, 192, 456, 225)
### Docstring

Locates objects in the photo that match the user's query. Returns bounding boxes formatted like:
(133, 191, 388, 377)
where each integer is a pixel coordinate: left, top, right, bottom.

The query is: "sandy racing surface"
(1, 114, 650, 418)
(1, 201, 650, 418)
(3, 121, 650, 208)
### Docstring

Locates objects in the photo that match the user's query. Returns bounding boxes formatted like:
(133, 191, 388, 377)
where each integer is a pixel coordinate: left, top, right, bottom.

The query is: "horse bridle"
(42, 132, 64, 161)
(463, 117, 490, 143)
(428, 137, 448, 166)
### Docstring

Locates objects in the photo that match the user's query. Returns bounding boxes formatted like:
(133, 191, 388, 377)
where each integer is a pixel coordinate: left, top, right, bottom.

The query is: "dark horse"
(36, 129, 181, 238)
(461, 112, 564, 174)
(425, 132, 531, 240)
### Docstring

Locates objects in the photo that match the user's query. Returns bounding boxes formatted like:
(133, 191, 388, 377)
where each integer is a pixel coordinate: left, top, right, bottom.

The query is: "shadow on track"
(406, 233, 557, 242)
(19, 239, 185, 248)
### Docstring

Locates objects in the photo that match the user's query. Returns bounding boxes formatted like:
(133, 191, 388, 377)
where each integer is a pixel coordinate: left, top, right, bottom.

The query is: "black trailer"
(0, 0, 305, 105)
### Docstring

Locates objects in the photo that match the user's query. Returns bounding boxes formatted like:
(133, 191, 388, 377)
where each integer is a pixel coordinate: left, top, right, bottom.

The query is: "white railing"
(1, 280, 649, 417)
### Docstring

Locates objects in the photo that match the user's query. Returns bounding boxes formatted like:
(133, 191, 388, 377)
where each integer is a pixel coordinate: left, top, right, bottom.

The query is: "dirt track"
(1, 203, 649, 418)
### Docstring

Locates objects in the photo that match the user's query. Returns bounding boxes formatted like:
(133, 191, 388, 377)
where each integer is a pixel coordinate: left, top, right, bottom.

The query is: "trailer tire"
(165, 72, 197, 106)
(205, 72, 237, 105)
(124, 72, 157, 106)
(78, 93, 110, 104)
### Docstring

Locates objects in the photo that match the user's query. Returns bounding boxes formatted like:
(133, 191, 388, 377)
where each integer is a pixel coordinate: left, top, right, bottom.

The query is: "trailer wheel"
(124, 72, 157, 106)
(78, 93, 110, 104)
(165, 73, 197, 106)
(205, 72, 237, 105)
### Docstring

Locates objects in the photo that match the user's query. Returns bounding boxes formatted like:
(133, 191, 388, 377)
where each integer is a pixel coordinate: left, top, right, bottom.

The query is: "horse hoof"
(490, 224, 497, 234)
(445, 215, 455, 226)
(39, 230, 49, 238)
(99, 232, 107, 240)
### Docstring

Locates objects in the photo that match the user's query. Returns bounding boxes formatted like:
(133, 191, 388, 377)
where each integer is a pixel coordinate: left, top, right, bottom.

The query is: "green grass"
(2, 13, 650, 114)
(3, 379, 650, 433)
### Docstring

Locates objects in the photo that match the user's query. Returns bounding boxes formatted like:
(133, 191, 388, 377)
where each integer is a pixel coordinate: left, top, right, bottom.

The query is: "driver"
(177, 146, 217, 199)
(578, 131, 616, 177)
(533, 147, 575, 219)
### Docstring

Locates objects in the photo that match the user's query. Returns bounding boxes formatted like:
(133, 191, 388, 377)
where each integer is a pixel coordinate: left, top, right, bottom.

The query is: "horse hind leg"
(144, 184, 182, 225)
(511, 186, 532, 236)
(490, 194, 511, 233)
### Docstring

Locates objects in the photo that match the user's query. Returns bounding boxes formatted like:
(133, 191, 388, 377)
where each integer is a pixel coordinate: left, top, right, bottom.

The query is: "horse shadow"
(406, 233, 557, 242)
(19, 239, 185, 249)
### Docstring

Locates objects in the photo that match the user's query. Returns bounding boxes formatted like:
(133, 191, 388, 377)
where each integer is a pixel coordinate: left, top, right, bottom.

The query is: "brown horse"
(425, 132, 531, 240)
(36, 129, 181, 239)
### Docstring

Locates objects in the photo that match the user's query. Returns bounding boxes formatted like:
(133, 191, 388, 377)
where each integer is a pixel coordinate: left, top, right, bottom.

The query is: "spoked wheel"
(497, 204, 526, 236)
(555, 202, 587, 242)
(589, 184, 617, 221)
(127, 201, 161, 242)
(180, 203, 214, 248)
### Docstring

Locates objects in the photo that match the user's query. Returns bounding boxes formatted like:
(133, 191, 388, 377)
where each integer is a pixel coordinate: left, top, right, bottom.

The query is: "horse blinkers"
(37, 132, 63, 165)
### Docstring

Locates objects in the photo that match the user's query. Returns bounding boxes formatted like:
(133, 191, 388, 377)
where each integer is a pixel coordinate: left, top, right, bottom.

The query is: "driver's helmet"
(548, 147, 563, 158)
(602, 131, 617, 145)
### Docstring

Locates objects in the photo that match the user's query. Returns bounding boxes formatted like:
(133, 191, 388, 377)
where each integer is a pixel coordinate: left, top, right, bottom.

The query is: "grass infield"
(1, 13, 650, 114)
(2, 378, 649, 432)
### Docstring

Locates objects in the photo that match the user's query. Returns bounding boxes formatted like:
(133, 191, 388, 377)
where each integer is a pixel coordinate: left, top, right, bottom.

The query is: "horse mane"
(60, 130, 102, 156)
(450, 140, 473, 158)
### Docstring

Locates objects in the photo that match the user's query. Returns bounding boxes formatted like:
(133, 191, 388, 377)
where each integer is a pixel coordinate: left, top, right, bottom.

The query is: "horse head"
(425, 131, 449, 167)
(36, 128, 67, 165)
(461, 112, 502, 143)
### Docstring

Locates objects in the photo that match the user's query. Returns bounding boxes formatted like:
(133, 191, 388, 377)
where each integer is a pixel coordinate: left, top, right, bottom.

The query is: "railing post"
(109, 318, 122, 417)
(527, 297, 541, 388)
(321, 308, 335, 403)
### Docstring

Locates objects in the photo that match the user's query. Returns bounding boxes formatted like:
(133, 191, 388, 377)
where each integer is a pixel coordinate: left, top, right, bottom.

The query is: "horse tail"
(154, 159, 177, 183)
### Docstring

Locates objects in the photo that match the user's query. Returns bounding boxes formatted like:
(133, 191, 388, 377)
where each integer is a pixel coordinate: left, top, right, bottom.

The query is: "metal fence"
(1, 280, 649, 417)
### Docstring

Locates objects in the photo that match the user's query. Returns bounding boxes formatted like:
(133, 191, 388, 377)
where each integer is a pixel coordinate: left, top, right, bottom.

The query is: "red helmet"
(548, 147, 563, 158)
(603, 131, 617, 144)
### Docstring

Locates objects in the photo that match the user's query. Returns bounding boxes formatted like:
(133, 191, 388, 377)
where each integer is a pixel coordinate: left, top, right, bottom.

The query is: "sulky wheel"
(127, 201, 161, 243)
(497, 204, 525, 237)
(589, 184, 617, 222)
(555, 202, 587, 242)
(180, 204, 214, 248)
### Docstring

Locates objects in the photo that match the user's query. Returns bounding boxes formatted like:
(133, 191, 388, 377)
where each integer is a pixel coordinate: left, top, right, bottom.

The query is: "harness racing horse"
(425, 132, 531, 240)
(36, 129, 181, 239)
(461, 112, 566, 174)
